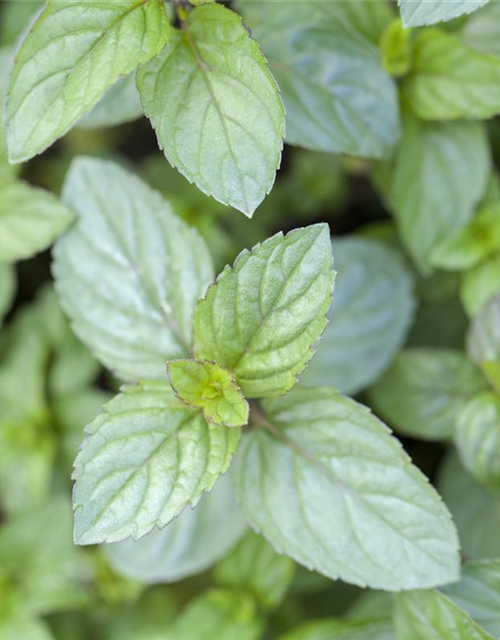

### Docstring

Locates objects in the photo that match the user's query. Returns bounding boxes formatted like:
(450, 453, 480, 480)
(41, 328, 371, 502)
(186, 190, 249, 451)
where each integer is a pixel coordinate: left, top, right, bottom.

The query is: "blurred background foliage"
(2, 0, 500, 639)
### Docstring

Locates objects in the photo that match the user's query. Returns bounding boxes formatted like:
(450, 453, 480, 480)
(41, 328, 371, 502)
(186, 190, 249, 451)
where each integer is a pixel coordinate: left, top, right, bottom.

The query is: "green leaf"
(368, 348, 487, 440)
(6, 0, 170, 162)
(53, 157, 214, 382)
(455, 392, 500, 493)
(73, 381, 241, 545)
(243, 8, 399, 158)
(442, 560, 500, 637)
(77, 73, 143, 129)
(378, 110, 490, 271)
(403, 29, 500, 120)
(300, 236, 415, 395)
(393, 590, 495, 640)
(106, 473, 247, 584)
(380, 19, 413, 78)
(165, 589, 263, 640)
(0, 263, 15, 328)
(193, 224, 334, 398)
(278, 619, 394, 640)
(233, 387, 460, 590)
(467, 294, 500, 392)
(461, 253, 500, 317)
(431, 204, 500, 270)
(399, 0, 489, 28)
(0, 180, 74, 263)
(438, 452, 500, 560)
(459, 2, 500, 56)
(0, 48, 18, 185)
(167, 360, 249, 427)
(137, 4, 284, 217)
(0, 498, 94, 616)
(214, 531, 295, 610)
(0, 617, 55, 640)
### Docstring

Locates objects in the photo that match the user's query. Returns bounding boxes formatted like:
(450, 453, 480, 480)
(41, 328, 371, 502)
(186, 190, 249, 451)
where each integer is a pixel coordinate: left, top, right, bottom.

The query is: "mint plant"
(3, 0, 500, 638)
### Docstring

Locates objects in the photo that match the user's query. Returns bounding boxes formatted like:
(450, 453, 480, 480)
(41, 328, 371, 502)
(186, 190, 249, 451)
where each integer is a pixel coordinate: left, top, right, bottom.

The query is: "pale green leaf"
(137, 4, 284, 217)
(380, 18, 412, 77)
(0, 180, 74, 263)
(368, 349, 487, 440)
(106, 473, 247, 584)
(214, 531, 295, 610)
(193, 224, 334, 398)
(279, 619, 394, 640)
(394, 589, 495, 640)
(300, 236, 415, 395)
(467, 294, 500, 392)
(379, 110, 490, 271)
(455, 392, 500, 493)
(77, 73, 143, 129)
(165, 589, 263, 640)
(6, 0, 170, 162)
(442, 560, 500, 636)
(53, 157, 214, 382)
(0, 48, 18, 185)
(167, 359, 249, 427)
(399, 0, 489, 27)
(431, 204, 500, 270)
(461, 253, 500, 317)
(403, 29, 500, 120)
(243, 7, 399, 157)
(438, 452, 500, 560)
(0, 263, 15, 328)
(459, 2, 500, 56)
(73, 381, 241, 545)
(233, 387, 460, 590)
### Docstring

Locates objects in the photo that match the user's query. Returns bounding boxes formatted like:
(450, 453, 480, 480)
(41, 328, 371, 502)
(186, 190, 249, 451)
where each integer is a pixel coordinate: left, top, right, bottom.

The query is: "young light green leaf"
(137, 4, 284, 217)
(0, 264, 15, 328)
(214, 531, 295, 610)
(380, 18, 412, 78)
(105, 473, 247, 584)
(165, 589, 263, 640)
(6, 0, 170, 162)
(243, 8, 399, 157)
(403, 29, 500, 120)
(431, 204, 500, 270)
(459, 2, 500, 57)
(461, 253, 500, 317)
(278, 619, 394, 640)
(399, 0, 489, 28)
(167, 360, 249, 427)
(378, 110, 489, 271)
(0, 181, 74, 263)
(233, 387, 460, 591)
(467, 294, 500, 392)
(438, 452, 500, 560)
(442, 560, 500, 637)
(455, 392, 500, 493)
(77, 73, 143, 130)
(193, 224, 334, 398)
(368, 349, 487, 440)
(53, 158, 214, 382)
(394, 590, 495, 640)
(300, 237, 415, 395)
(73, 381, 240, 545)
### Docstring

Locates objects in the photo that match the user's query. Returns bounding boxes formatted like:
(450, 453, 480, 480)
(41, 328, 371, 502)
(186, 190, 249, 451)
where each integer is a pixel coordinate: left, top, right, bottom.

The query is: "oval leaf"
(137, 4, 285, 217)
(53, 157, 214, 382)
(193, 224, 335, 398)
(233, 387, 460, 591)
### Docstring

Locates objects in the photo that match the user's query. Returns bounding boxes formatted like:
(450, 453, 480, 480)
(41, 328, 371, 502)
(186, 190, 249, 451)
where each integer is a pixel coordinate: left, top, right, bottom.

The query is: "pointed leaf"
(193, 224, 334, 398)
(399, 0, 489, 28)
(233, 387, 460, 590)
(137, 4, 284, 216)
(73, 381, 240, 545)
(53, 158, 214, 381)
(6, 0, 170, 162)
